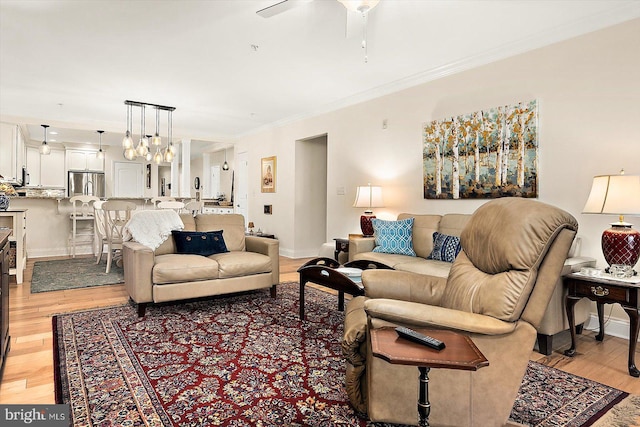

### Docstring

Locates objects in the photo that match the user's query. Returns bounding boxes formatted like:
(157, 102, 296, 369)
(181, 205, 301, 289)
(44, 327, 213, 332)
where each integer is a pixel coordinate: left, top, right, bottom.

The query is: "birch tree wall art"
(422, 99, 538, 199)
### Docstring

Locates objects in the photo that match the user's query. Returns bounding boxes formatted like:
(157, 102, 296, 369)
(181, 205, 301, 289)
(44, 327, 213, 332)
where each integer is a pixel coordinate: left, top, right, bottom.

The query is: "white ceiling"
(1, 0, 639, 152)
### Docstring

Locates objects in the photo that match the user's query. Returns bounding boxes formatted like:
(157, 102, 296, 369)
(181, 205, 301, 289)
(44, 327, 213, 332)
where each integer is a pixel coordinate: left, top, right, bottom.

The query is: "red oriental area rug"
(53, 282, 639, 426)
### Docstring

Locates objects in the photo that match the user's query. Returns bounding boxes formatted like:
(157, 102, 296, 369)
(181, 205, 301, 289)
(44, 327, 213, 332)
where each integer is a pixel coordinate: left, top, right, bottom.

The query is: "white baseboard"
(585, 314, 640, 342)
(28, 246, 95, 258)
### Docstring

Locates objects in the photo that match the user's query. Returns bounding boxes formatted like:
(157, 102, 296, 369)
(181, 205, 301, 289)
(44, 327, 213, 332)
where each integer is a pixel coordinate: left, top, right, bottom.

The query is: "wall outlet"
(337, 186, 345, 195)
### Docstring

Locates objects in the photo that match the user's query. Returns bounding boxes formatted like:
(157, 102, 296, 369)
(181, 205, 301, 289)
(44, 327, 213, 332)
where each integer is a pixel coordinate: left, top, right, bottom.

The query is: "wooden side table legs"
(418, 366, 431, 426)
(596, 302, 605, 341)
(623, 306, 640, 377)
(565, 285, 640, 377)
(564, 296, 579, 357)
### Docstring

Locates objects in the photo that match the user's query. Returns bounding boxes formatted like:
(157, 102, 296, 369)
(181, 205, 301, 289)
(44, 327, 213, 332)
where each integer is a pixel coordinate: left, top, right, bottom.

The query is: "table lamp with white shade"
(353, 183, 384, 237)
(583, 170, 640, 272)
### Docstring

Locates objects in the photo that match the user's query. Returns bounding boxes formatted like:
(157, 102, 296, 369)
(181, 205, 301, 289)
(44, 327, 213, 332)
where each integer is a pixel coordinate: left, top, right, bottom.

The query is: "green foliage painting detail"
(423, 100, 538, 199)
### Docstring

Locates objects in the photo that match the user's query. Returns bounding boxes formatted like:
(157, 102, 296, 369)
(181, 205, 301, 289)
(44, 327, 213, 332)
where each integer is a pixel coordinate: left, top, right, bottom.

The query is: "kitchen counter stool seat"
(69, 195, 101, 258)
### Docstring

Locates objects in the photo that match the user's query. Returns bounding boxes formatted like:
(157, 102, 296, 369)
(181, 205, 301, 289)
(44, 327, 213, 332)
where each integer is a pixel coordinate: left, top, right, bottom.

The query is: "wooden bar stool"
(69, 195, 100, 258)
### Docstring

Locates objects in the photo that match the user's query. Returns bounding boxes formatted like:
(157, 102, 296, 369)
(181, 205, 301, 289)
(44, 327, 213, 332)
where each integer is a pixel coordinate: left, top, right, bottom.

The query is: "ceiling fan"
(256, 0, 380, 19)
(257, 0, 381, 61)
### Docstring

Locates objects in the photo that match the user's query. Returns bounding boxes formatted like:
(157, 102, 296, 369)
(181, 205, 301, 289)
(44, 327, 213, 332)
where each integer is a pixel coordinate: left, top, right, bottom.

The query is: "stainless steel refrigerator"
(68, 171, 106, 198)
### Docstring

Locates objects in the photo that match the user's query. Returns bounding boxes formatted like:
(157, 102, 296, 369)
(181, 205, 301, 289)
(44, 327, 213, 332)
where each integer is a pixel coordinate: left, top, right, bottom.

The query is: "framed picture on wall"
(261, 156, 276, 193)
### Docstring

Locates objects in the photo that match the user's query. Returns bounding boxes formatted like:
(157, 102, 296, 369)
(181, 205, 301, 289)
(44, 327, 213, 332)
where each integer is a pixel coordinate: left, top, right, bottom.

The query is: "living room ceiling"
(1, 0, 639, 150)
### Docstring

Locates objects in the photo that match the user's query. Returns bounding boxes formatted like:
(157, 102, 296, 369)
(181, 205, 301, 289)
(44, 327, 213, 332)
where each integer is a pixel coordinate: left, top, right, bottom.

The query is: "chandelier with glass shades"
(122, 100, 176, 163)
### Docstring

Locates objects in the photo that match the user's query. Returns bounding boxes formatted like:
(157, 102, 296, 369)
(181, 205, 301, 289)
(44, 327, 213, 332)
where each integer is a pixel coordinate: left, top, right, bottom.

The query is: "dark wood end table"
(333, 238, 349, 261)
(297, 257, 392, 320)
(563, 272, 640, 377)
(371, 327, 489, 426)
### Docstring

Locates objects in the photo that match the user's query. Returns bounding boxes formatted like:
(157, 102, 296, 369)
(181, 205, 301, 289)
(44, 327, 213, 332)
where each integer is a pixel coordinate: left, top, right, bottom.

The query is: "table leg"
(338, 291, 345, 311)
(299, 279, 306, 320)
(564, 296, 580, 357)
(595, 302, 605, 341)
(418, 367, 431, 427)
(623, 307, 640, 377)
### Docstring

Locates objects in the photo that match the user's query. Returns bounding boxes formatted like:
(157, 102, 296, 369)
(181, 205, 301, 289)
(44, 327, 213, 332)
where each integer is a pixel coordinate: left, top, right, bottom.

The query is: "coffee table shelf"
(297, 257, 392, 320)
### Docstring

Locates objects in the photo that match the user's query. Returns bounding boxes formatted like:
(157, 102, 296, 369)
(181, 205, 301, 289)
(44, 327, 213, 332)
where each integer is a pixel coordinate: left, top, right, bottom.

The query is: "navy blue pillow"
(172, 230, 228, 256)
(427, 232, 462, 262)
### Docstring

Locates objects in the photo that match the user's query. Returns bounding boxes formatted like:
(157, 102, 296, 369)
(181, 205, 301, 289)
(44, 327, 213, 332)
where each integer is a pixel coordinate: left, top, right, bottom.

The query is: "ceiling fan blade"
(256, 0, 313, 18)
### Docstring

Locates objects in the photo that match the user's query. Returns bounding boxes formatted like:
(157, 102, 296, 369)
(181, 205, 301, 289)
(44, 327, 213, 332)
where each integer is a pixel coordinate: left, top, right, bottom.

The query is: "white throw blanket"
(123, 210, 184, 250)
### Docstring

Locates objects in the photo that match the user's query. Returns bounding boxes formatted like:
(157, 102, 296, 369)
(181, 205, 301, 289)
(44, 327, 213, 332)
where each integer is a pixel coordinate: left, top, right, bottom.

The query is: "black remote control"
(395, 327, 446, 350)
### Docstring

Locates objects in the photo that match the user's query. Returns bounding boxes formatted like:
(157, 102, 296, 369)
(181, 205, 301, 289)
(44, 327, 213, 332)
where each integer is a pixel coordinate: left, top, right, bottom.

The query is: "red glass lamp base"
(602, 224, 640, 268)
(360, 214, 376, 237)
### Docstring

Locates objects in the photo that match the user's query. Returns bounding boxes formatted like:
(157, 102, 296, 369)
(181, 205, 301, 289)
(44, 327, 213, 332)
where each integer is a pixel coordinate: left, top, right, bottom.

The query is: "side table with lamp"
(353, 183, 383, 237)
(564, 170, 640, 376)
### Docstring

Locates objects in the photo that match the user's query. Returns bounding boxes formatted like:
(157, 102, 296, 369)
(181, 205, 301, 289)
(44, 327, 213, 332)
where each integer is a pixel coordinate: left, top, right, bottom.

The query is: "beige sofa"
(123, 213, 279, 316)
(349, 212, 595, 355)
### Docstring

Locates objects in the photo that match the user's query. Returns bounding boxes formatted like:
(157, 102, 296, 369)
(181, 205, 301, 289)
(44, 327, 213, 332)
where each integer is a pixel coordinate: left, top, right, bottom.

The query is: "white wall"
(236, 19, 640, 320)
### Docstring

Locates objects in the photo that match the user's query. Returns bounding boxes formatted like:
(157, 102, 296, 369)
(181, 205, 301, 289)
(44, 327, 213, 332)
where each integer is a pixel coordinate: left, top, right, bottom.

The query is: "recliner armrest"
(362, 269, 448, 305)
(364, 298, 517, 336)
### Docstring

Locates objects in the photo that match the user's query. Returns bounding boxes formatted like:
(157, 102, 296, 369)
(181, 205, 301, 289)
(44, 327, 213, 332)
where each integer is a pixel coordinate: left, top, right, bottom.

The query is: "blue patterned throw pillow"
(427, 232, 462, 262)
(372, 217, 416, 257)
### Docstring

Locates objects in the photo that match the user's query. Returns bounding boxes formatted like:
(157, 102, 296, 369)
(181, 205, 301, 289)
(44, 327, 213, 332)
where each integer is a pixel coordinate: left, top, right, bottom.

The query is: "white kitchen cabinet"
(66, 149, 104, 172)
(26, 146, 65, 188)
(0, 210, 27, 284)
(42, 149, 66, 187)
(202, 206, 234, 214)
(25, 146, 40, 185)
(0, 122, 25, 184)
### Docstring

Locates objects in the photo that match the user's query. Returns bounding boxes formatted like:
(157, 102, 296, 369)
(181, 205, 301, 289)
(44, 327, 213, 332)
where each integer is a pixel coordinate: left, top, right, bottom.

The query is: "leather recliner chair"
(342, 198, 579, 426)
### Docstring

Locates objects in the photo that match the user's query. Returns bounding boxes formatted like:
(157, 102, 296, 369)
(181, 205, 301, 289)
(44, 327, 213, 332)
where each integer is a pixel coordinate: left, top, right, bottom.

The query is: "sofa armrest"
(246, 236, 280, 284)
(362, 269, 448, 305)
(364, 298, 517, 336)
(348, 236, 376, 261)
(123, 241, 155, 304)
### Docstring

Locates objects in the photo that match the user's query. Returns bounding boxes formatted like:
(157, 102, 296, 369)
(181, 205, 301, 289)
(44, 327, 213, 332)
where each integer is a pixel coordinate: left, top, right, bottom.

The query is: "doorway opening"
(294, 134, 328, 258)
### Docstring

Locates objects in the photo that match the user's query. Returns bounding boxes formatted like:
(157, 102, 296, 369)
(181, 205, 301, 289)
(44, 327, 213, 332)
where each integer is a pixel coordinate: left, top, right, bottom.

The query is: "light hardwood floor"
(1, 256, 639, 404)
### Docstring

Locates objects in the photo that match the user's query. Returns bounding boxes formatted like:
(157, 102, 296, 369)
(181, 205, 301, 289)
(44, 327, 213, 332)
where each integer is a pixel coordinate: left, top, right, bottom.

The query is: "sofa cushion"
(153, 254, 220, 284)
(372, 217, 416, 256)
(427, 232, 462, 262)
(196, 214, 246, 252)
(394, 258, 452, 278)
(172, 230, 229, 256)
(398, 213, 441, 259)
(209, 251, 272, 279)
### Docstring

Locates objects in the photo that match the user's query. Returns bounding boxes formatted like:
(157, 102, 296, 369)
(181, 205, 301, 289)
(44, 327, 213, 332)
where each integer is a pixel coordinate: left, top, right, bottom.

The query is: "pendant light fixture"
(40, 124, 51, 155)
(135, 105, 149, 158)
(96, 130, 105, 159)
(123, 100, 176, 161)
(222, 148, 229, 171)
(122, 103, 133, 149)
(152, 108, 162, 146)
(164, 109, 175, 162)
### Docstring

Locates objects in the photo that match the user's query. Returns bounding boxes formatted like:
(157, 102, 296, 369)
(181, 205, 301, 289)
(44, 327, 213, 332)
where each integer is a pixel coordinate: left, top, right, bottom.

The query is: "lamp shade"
(583, 174, 640, 217)
(353, 185, 384, 213)
(583, 172, 640, 268)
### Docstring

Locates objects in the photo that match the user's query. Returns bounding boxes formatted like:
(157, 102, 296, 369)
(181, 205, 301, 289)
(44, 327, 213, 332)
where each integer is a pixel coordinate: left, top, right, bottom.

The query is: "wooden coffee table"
(371, 327, 489, 427)
(297, 257, 392, 320)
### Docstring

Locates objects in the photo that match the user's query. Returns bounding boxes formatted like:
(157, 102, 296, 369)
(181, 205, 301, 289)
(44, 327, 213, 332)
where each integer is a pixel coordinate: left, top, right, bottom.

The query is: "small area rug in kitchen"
(53, 282, 639, 426)
(31, 257, 124, 293)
